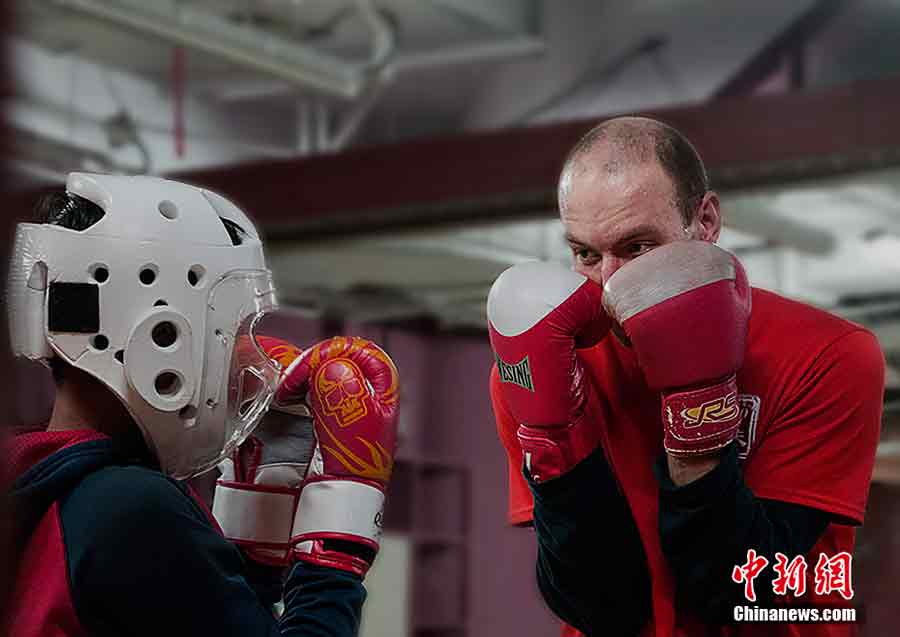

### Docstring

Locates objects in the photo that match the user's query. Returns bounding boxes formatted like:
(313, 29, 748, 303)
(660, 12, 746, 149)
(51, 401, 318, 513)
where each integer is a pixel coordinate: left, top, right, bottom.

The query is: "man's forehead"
(564, 219, 663, 248)
(561, 165, 681, 249)
(564, 148, 676, 209)
(566, 151, 668, 192)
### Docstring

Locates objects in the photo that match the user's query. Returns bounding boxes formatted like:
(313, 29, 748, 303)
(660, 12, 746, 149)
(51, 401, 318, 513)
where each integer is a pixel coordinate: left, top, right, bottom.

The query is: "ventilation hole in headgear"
(154, 299, 168, 307)
(158, 200, 178, 220)
(91, 334, 109, 350)
(90, 264, 109, 283)
(139, 265, 158, 286)
(114, 349, 124, 364)
(151, 321, 178, 349)
(187, 265, 206, 288)
(155, 372, 182, 397)
(179, 404, 197, 419)
(219, 217, 247, 246)
(28, 262, 48, 290)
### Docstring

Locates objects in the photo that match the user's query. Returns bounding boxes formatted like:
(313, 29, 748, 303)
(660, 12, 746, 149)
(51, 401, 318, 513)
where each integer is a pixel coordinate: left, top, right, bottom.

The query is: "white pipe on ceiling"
(49, 0, 396, 99)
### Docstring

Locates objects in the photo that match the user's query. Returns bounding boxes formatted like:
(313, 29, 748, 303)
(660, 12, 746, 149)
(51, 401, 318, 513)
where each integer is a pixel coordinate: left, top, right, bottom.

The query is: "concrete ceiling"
(11, 0, 832, 164)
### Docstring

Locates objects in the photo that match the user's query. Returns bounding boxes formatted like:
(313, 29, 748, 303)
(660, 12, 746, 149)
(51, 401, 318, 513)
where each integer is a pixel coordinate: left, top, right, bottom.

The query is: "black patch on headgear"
(48, 282, 100, 333)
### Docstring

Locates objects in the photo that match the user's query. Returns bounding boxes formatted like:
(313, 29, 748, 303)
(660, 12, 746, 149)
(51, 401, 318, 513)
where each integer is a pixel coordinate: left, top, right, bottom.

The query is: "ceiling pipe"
(43, 0, 547, 153)
(48, 0, 397, 100)
(195, 35, 545, 103)
(324, 68, 394, 152)
(355, 0, 395, 70)
(390, 36, 545, 75)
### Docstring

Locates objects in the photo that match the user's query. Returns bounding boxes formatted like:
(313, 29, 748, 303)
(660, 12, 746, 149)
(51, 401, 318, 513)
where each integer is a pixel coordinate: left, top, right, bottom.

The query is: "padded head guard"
(8, 172, 282, 478)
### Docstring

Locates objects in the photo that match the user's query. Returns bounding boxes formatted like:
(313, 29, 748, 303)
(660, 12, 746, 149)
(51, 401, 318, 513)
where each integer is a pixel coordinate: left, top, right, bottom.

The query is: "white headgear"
(7, 172, 283, 478)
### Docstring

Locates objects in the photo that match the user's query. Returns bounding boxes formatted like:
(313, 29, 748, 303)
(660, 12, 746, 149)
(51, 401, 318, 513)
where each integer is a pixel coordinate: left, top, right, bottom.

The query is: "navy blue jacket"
(8, 429, 365, 637)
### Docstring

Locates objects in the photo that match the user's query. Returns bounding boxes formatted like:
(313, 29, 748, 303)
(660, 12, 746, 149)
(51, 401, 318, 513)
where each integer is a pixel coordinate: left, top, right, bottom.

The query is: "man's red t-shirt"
(490, 288, 884, 637)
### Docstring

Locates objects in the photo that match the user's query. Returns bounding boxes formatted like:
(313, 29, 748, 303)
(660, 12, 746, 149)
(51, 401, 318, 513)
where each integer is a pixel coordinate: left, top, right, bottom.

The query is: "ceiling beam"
(714, 0, 851, 97)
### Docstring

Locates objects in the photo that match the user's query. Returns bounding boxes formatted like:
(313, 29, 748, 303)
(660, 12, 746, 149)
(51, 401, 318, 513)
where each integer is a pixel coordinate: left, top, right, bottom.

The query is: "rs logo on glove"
(680, 392, 739, 428)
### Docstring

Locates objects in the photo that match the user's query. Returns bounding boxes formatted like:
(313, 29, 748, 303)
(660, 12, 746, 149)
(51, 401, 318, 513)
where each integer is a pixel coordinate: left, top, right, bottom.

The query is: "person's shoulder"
(67, 463, 188, 503)
(60, 464, 207, 544)
(58, 466, 259, 632)
(749, 288, 873, 353)
(746, 288, 883, 395)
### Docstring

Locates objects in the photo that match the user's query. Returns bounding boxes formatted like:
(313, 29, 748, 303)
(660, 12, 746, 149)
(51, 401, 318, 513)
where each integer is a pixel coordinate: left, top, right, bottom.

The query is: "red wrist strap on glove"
(661, 374, 741, 456)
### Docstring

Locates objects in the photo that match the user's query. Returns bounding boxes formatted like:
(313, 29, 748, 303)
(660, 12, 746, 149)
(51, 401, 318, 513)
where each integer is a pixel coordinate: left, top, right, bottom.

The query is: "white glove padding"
(212, 403, 315, 566)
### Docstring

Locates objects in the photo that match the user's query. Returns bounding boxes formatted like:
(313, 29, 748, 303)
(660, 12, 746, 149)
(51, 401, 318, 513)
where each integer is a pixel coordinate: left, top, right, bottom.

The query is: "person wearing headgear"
(487, 117, 884, 636)
(4, 173, 400, 637)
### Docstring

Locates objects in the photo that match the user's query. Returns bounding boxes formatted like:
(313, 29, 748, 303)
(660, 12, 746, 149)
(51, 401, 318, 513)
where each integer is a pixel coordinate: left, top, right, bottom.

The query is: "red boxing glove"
(278, 336, 399, 577)
(603, 241, 751, 457)
(487, 262, 612, 482)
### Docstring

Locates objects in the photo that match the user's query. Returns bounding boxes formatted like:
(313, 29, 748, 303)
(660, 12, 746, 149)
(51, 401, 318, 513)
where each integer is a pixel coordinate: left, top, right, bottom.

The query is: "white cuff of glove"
(212, 481, 300, 550)
(291, 478, 385, 550)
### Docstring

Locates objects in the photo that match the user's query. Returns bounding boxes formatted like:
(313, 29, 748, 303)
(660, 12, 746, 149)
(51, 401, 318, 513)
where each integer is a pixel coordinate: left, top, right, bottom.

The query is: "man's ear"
(694, 191, 722, 242)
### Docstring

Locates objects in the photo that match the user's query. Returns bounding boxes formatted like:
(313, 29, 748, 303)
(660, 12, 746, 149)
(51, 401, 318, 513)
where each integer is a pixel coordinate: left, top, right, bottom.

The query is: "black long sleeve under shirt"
(528, 443, 833, 635)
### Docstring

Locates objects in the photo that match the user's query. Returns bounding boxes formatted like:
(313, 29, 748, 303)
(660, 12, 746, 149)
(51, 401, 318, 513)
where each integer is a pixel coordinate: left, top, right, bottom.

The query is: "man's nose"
(598, 255, 628, 287)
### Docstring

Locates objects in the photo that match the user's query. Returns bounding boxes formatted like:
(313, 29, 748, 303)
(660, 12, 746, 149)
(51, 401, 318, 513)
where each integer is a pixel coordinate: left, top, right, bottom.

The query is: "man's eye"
(572, 247, 599, 265)
(626, 243, 654, 257)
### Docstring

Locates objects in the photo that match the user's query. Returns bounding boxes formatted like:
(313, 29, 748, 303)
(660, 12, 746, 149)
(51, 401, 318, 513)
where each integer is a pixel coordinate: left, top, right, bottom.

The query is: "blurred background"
(3, 1, 900, 635)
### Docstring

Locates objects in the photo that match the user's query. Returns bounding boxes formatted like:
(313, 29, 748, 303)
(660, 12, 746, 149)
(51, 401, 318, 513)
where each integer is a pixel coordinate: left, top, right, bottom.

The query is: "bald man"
(487, 117, 884, 636)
